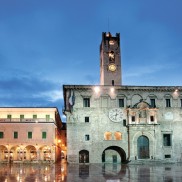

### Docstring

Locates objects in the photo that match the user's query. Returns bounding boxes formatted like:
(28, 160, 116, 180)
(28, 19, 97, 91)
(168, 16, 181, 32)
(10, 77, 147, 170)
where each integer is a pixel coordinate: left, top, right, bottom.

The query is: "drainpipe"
(126, 109, 130, 163)
(126, 125, 130, 162)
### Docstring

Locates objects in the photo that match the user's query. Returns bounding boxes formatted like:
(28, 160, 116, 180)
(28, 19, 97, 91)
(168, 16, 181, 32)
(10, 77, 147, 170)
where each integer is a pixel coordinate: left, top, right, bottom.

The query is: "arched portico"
(102, 146, 126, 163)
(0, 145, 8, 162)
(39, 145, 52, 161)
(24, 145, 37, 161)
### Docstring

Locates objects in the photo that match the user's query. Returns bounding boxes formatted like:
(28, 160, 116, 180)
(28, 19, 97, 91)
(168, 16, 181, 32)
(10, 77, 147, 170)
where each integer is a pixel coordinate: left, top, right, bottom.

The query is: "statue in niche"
(139, 109, 147, 118)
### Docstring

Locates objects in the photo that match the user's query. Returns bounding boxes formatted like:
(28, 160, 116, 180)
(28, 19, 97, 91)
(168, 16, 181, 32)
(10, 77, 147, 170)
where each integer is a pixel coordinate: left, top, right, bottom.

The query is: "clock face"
(109, 108, 123, 122)
(108, 64, 116, 72)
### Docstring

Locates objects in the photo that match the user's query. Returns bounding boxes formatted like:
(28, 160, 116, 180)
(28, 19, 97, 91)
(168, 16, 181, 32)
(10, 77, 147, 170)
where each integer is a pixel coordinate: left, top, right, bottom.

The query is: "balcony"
(0, 118, 55, 123)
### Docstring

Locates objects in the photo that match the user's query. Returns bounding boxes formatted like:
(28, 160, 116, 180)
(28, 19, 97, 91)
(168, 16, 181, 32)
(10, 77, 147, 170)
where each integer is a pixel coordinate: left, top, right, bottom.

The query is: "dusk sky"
(0, 0, 182, 120)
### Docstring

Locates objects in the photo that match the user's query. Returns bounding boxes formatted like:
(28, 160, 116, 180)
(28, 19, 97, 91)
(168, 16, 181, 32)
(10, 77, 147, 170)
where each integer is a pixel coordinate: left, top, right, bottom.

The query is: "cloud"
(0, 69, 63, 109)
(123, 62, 176, 79)
(33, 90, 63, 102)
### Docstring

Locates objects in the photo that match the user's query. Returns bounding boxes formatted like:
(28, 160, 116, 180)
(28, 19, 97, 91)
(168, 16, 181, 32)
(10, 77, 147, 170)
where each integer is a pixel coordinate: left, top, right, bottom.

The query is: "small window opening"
(112, 80, 114, 86)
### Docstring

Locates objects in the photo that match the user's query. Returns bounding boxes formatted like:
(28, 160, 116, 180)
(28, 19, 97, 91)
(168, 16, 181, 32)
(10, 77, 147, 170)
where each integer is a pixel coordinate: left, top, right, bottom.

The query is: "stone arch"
(79, 150, 89, 163)
(132, 131, 154, 160)
(10, 145, 22, 161)
(102, 146, 126, 163)
(0, 145, 8, 161)
(137, 136, 150, 159)
(131, 94, 143, 107)
(39, 145, 52, 161)
(24, 145, 37, 161)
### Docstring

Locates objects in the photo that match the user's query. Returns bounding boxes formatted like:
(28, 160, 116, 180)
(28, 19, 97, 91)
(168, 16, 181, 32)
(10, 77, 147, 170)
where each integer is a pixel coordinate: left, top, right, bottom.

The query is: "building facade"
(63, 32, 182, 163)
(0, 107, 64, 163)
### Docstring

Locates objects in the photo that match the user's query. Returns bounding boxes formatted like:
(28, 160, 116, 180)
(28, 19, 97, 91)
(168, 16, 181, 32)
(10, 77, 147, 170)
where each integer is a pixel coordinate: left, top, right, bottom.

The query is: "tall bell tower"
(100, 32, 122, 86)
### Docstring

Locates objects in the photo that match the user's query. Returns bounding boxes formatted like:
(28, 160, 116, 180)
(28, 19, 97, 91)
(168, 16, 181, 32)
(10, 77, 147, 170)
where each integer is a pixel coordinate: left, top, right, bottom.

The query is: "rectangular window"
(166, 99, 171, 107)
(180, 99, 182, 107)
(42, 132, 47, 139)
(85, 135, 90, 141)
(46, 115, 50, 122)
(163, 134, 171, 146)
(83, 98, 90, 107)
(150, 116, 154, 122)
(131, 116, 135, 122)
(28, 132, 32, 139)
(0, 132, 4, 139)
(150, 99, 156, 108)
(14, 131, 18, 139)
(119, 99, 124, 107)
(112, 80, 114, 86)
(85, 117, 89, 123)
(20, 115, 24, 121)
(33, 115, 37, 119)
(165, 155, 171, 158)
(7, 114, 11, 119)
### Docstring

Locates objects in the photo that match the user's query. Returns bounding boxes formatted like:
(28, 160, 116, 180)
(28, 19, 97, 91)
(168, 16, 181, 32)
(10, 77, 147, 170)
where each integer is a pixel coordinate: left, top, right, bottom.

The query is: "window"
(112, 80, 114, 86)
(132, 116, 135, 122)
(33, 115, 37, 119)
(150, 99, 156, 108)
(163, 134, 171, 146)
(119, 99, 124, 107)
(85, 117, 89, 123)
(20, 115, 24, 121)
(104, 132, 112, 140)
(83, 98, 90, 107)
(166, 99, 171, 107)
(28, 132, 32, 139)
(46, 115, 50, 122)
(165, 155, 171, 158)
(180, 99, 182, 107)
(42, 132, 47, 139)
(150, 116, 154, 122)
(85, 135, 90, 141)
(114, 132, 122, 140)
(7, 114, 11, 119)
(0, 132, 4, 139)
(14, 131, 18, 139)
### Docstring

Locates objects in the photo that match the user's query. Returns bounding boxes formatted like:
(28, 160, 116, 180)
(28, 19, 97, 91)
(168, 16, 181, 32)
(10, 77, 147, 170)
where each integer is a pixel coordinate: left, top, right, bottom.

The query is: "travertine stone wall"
(64, 85, 182, 163)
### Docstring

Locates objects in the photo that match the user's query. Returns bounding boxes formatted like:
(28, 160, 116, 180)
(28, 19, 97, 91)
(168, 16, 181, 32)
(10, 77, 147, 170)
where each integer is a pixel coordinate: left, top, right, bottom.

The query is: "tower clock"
(100, 32, 122, 86)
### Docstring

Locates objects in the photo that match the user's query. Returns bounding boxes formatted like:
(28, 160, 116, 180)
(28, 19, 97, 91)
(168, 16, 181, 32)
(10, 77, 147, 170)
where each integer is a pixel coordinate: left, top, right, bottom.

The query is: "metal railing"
(0, 118, 55, 123)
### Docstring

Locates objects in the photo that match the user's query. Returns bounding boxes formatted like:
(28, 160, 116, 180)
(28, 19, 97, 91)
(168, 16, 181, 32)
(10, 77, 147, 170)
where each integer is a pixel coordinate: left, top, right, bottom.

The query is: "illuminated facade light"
(94, 86, 100, 93)
(58, 139, 61, 143)
(110, 87, 115, 93)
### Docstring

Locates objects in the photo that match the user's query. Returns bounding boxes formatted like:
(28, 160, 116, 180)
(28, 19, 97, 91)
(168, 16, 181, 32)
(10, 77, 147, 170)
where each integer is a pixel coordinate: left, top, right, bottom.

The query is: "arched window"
(114, 132, 122, 140)
(104, 132, 112, 140)
(137, 136, 149, 159)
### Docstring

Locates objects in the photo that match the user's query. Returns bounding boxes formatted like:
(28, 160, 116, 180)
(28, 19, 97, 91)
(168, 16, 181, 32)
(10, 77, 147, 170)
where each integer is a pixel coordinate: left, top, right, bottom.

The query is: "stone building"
(63, 32, 182, 163)
(0, 107, 64, 163)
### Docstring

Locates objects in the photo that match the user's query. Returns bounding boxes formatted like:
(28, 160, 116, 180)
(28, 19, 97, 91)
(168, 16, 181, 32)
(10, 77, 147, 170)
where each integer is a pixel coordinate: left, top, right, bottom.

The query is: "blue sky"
(0, 0, 182, 120)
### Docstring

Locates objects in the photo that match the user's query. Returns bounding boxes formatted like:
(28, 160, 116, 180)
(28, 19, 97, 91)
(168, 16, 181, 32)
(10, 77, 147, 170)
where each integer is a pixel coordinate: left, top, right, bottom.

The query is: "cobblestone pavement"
(0, 162, 182, 182)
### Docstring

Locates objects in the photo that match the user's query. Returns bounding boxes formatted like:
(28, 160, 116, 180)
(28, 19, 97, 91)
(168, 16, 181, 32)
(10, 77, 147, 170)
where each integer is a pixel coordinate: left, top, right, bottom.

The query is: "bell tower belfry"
(100, 32, 122, 86)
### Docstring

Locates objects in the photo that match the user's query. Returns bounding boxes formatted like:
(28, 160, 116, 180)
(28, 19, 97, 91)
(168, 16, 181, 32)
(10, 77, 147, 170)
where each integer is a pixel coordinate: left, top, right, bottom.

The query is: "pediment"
(132, 99, 150, 109)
